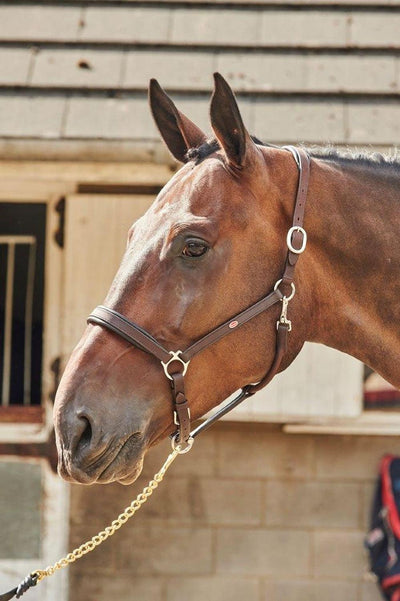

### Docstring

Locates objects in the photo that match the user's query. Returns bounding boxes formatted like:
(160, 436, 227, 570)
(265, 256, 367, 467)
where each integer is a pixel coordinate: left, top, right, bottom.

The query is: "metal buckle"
(161, 351, 190, 381)
(171, 434, 194, 454)
(287, 226, 307, 254)
(274, 280, 296, 332)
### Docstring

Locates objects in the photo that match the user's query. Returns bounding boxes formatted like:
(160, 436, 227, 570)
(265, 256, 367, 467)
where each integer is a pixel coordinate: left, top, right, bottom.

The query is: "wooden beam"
(0, 406, 44, 424)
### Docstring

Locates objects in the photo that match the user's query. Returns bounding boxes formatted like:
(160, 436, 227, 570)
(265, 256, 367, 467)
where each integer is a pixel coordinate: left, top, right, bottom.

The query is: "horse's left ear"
(149, 79, 207, 162)
(210, 73, 257, 169)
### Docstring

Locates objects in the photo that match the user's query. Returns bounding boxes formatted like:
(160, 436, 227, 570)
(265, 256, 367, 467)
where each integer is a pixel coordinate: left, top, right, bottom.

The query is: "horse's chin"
(58, 456, 144, 485)
(57, 435, 146, 485)
(96, 454, 145, 485)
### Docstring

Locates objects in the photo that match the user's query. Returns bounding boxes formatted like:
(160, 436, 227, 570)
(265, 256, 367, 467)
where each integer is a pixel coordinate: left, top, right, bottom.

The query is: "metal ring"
(274, 279, 296, 301)
(161, 351, 190, 381)
(287, 226, 307, 254)
(171, 435, 194, 454)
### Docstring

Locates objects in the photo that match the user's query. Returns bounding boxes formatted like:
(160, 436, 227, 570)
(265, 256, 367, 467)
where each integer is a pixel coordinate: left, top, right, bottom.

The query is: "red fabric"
(383, 574, 400, 589)
(365, 390, 400, 404)
(391, 588, 400, 601)
(381, 455, 400, 539)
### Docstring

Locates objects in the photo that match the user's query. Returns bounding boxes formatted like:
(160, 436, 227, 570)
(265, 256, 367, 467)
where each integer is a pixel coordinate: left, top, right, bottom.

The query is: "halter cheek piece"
(87, 147, 310, 453)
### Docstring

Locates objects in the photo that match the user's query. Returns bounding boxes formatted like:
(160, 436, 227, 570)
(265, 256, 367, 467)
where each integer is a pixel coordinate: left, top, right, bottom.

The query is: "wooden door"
(62, 194, 154, 359)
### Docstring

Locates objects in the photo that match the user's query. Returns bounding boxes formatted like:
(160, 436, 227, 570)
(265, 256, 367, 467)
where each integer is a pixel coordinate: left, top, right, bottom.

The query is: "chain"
(33, 448, 180, 583)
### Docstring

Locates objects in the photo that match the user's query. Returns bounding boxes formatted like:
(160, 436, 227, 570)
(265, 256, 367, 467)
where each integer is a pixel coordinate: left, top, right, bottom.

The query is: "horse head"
(54, 74, 312, 484)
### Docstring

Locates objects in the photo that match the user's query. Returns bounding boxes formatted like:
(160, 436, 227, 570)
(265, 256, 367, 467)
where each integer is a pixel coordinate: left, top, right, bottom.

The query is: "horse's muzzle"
(55, 406, 145, 485)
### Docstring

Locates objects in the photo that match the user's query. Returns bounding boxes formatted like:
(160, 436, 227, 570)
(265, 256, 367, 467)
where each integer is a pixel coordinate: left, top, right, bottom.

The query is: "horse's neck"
(303, 157, 400, 387)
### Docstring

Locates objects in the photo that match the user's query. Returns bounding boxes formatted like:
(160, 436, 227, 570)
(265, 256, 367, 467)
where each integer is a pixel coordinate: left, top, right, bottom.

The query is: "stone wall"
(68, 422, 400, 601)
(0, 461, 41, 559)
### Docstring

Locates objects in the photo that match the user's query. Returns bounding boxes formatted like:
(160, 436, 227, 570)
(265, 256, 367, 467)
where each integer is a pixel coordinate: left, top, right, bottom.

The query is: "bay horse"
(54, 73, 400, 485)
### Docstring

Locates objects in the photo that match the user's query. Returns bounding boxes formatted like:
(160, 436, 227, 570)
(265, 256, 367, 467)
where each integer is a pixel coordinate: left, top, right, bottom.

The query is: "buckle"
(287, 226, 307, 254)
(161, 351, 190, 381)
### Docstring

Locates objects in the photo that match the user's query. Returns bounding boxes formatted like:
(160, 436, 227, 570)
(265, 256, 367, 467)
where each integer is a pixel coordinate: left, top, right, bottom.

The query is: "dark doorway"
(0, 203, 46, 407)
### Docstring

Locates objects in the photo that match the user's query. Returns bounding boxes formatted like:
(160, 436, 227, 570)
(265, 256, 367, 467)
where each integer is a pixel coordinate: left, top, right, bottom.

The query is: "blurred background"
(0, 1, 399, 600)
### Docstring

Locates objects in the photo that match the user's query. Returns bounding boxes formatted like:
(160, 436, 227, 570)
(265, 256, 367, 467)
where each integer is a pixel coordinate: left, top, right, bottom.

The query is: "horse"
(53, 73, 400, 486)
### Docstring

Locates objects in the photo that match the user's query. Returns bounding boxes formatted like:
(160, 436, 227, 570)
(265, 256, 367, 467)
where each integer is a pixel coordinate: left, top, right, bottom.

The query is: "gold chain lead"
(33, 448, 180, 582)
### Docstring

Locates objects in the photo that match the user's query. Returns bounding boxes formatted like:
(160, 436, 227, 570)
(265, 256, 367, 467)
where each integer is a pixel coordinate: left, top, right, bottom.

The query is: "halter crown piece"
(0, 146, 310, 601)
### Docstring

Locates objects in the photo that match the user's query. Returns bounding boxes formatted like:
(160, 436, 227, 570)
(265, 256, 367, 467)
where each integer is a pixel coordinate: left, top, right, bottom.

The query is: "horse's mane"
(185, 138, 400, 175)
(309, 146, 400, 173)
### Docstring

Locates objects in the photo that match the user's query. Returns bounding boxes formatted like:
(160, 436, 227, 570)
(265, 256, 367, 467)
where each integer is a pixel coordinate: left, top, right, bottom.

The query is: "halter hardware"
(274, 280, 295, 332)
(274, 279, 296, 301)
(86, 146, 311, 454)
(161, 351, 190, 380)
(171, 433, 194, 453)
(287, 225, 307, 254)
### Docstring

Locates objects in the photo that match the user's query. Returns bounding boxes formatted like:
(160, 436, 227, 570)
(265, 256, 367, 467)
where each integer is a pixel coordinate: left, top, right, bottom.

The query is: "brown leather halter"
(87, 146, 311, 453)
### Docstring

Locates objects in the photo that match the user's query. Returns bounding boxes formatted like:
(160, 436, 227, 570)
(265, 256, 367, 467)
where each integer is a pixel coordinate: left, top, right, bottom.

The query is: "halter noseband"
(87, 146, 310, 453)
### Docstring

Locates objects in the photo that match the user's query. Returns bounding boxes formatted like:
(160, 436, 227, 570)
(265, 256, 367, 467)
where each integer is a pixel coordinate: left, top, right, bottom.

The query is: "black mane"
(185, 137, 400, 175)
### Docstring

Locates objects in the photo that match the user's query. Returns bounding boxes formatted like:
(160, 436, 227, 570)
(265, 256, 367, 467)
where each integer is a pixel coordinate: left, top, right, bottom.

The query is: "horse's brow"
(169, 218, 216, 237)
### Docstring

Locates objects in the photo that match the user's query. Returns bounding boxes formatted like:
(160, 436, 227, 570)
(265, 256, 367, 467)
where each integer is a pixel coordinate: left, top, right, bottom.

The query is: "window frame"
(0, 184, 67, 441)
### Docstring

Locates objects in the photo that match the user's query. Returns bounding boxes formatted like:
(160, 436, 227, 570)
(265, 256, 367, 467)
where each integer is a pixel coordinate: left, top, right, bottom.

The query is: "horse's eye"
(181, 239, 209, 258)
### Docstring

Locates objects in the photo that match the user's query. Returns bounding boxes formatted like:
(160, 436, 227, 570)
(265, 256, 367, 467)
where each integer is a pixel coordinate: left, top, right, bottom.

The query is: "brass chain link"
(33, 448, 180, 583)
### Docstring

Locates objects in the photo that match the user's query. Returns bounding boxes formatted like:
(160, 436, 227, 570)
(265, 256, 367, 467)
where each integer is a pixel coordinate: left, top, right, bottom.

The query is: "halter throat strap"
(87, 146, 311, 452)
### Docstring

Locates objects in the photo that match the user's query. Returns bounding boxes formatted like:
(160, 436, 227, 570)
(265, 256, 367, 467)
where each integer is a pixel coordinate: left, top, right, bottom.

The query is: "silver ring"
(171, 435, 194, 454)
(274, 279, 296, 301)
(287, 226, 307, 254)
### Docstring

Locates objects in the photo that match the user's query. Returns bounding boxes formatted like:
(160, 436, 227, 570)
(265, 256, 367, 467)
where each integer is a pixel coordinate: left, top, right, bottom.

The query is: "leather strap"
(281, 146, 311, 289)
(89, 289, 283, 365)
(244, 321, 289, 395)
(88, 305, 171, 363)
(170, 372, 191, 446)
(0, 574, 38, 601)
(181, 288, 282, 361)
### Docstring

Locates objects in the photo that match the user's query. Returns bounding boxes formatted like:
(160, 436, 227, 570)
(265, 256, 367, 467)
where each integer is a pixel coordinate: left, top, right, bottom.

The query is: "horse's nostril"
(78, 415, 93, 450)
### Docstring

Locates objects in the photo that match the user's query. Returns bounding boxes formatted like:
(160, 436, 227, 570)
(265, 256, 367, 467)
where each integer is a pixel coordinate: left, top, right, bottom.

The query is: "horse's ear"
(210, 72, 256, 169)
(149, 79, 207, 163)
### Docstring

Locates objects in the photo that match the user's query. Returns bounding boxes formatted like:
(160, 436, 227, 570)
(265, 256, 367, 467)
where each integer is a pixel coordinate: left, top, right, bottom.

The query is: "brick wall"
(68, 422, 400, 601)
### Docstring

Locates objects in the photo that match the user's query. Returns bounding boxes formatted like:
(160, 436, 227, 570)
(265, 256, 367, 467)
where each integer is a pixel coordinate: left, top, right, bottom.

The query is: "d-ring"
(287, 226, 307, 254)
(274, 279, 296, 301)
(161, 351, 190, 381)
(172, 434, 194, 454)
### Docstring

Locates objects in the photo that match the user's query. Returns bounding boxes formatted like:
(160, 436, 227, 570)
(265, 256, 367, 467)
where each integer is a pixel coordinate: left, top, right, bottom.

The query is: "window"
(0, 203, 46, 410)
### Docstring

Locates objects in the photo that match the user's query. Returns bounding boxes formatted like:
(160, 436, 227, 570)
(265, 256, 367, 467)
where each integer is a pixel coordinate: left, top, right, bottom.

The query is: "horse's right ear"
(149, 79, 207, 163)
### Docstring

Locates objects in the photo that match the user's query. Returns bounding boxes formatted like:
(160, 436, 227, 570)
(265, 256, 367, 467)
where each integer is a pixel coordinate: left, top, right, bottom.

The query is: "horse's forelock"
(185, 139, 220, 163)
(185, 136, 269, 165)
